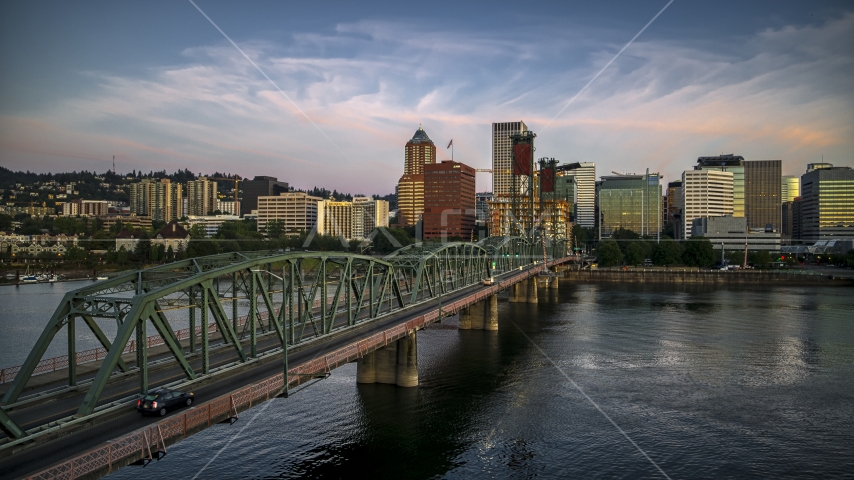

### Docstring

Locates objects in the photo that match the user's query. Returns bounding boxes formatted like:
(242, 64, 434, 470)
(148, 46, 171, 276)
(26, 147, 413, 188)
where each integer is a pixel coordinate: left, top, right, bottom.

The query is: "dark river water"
(3, 282, 854, 479)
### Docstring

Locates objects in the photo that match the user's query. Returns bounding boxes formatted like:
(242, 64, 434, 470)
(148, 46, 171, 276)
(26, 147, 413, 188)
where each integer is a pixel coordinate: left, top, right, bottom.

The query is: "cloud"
(0, 12, 851, 192)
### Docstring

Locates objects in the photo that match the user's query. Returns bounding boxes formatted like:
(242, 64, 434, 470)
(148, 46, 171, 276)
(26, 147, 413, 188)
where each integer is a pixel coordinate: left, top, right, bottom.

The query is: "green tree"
(134, 237, 151, 262)
(66, 245, 85, 266)
(117, 246, 129, 265)
(748, 250, 772, 268)
(188, 223, 207, 239)
(370, 228, 415, 254)
(596, 240, 623, 267)
(571, 224, 588, 246)
(264, 219, 286, 239)
(166, 245, 174, 263)
(682, 237, 715, 267)
(0, 214, 12, 231)
(651, 238, 682, 265)
(624, 242, 646, 266)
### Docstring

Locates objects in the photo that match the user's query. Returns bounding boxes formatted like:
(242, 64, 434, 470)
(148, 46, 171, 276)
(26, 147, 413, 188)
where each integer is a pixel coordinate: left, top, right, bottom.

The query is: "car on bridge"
(482, 277, 495, 286)
(137, 389, 194, 416)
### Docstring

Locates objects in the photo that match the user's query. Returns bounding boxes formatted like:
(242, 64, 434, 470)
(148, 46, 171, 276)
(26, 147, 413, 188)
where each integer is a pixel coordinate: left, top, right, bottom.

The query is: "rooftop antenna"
(112, 155, 115, 174)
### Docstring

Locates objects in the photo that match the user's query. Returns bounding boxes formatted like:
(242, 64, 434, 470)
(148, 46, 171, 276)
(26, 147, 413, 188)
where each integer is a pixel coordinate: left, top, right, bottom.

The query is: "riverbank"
(563, 268, 854, 285)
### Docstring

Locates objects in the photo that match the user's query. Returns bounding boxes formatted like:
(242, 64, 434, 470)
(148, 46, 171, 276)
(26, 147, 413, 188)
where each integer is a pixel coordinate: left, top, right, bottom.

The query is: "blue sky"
(1, 1, 852, 194)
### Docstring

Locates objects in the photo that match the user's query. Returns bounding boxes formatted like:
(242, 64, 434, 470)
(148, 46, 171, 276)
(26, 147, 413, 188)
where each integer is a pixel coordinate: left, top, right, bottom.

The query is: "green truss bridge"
(0, 236, 573, 480)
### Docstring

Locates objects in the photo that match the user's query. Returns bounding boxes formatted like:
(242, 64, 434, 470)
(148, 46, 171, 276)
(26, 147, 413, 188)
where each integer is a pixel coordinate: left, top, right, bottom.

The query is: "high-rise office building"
(666, 180, 683, 227)
(187, 177, 218, 216)
(799, 166, 854, 241)
(556, 163, 595, 228)
(695, 155, 744, 218)
(423, 161, 476, 240)
(404, 125, 436, 175)
(597, 173, 662, 238)
(129, 178, 183, 223)
(781, 175, 800, 203)
(396, 126, 436, 226)
(256, 192, 321, 236)
(241, 176, 289, 216)
(316, 197, 390, 240)
(681, 170, 734, 239)
(353, 197, 389, 239)
(491, 121, 527, 196)
(744, 160, 781, 230)
(475, 192, 493, 225)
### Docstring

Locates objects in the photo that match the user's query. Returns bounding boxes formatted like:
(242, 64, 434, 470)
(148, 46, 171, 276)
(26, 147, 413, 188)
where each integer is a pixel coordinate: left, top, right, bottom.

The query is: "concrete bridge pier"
(509, 281, 526, 303)
(356, 332, 419, 387)
(526, 277, 539, 303)
(459, 295, 498, 330)
(549, 276, 559, 289)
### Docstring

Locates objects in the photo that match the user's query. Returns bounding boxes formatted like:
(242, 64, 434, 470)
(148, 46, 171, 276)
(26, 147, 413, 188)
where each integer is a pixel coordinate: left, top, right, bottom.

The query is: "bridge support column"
(509, 281, 526, 303)
(459, 307, 473, 329)
(485, 295, 498, 331)
(549, 276, 559, 289)
(356, 351, 376, 384)
(460, 295, 498, 330)
(396, 332, 418, 387)
(526, 277, 539, 303)
(357, 332, 418, 387)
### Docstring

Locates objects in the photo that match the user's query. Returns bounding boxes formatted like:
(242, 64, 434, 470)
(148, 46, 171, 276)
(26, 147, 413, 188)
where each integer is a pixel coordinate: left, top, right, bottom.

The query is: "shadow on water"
(278, 300, 546, 480)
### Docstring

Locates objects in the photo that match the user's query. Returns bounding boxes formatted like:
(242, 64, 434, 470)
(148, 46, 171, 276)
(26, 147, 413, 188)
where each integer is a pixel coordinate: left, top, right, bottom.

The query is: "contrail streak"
(188, 0, 348, 159)
(541, 0, 675, 132)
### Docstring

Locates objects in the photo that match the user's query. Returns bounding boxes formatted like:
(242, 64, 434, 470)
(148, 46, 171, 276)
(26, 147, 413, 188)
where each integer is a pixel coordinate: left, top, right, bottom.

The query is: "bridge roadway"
(0, 264, 546, 480)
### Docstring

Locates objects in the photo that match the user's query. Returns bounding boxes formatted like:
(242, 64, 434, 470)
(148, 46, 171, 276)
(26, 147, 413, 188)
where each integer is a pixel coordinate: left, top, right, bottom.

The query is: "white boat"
(96, 276, 108, 281)
(48, 275, 59, 283)
(21, 268, 38, 284)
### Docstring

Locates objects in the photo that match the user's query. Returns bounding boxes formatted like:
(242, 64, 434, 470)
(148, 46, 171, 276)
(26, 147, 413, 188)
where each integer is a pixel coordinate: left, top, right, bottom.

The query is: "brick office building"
(423, 161, 476, 240)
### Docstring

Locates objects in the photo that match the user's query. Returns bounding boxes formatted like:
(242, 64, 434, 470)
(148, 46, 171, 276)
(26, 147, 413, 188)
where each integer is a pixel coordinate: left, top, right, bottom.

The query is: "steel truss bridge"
(1, 236, 567, 442)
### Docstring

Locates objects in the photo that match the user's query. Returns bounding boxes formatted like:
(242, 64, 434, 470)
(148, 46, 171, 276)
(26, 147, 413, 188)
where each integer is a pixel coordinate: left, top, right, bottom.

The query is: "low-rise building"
(61, 199, 109, 217)
(153, 221, 190, 252)
(184, 215, 241, 238)
(115, 229, 146, 252)
(691, 216, 780, 251)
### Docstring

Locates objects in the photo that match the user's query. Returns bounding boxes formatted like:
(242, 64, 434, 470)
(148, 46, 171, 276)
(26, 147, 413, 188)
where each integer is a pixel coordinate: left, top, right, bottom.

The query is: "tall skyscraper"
(187, 177, 218, 216)
(491, 121, 527, 196)
(799, 165, 854, 241)
(597, 173, 662, 238)
(744, 160, 781, 230)
(396, 126, 436, 226)
(241, 176, 289, 216)
(423, 160, 476, 240)
(556, 163, 596, 228)
(781, 175, 800, 203)
(404, 125, 436, 175)
(681, 170, 734, 239)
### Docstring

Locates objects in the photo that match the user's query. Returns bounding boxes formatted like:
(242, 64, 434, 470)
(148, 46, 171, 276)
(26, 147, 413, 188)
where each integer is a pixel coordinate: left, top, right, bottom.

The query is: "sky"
(1, 0, 852, 195)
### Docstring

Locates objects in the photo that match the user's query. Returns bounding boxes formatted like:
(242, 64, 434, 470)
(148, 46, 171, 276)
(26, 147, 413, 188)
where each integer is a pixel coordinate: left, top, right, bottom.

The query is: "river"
(2, 282, 853, 478)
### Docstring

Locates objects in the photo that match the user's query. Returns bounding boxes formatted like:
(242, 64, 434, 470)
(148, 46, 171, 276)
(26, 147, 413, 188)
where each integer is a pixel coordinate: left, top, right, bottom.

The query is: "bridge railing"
(0, 311, 264, 386)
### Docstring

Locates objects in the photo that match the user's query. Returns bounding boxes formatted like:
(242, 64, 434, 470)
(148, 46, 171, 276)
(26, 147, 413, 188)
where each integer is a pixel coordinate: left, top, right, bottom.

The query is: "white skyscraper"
(557, 162, 596, 228)
(491, 121, 527, 196)
(681, 169, 734, 239)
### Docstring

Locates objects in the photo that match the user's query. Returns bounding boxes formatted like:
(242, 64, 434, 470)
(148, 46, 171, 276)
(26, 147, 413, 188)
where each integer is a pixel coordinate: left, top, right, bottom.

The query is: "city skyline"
(1, 1, 853, 195)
